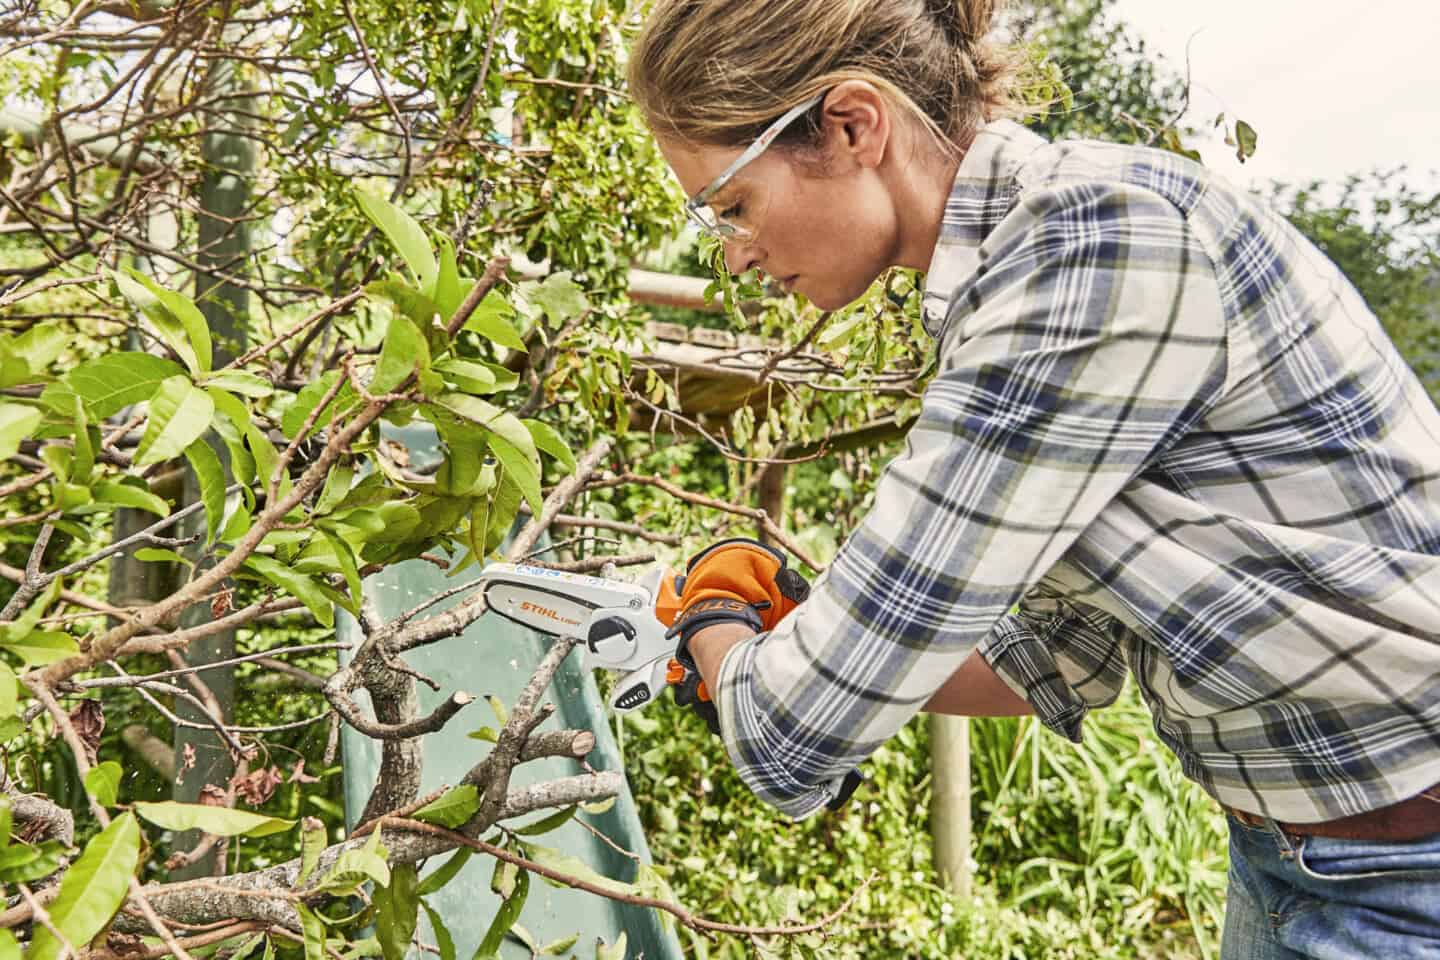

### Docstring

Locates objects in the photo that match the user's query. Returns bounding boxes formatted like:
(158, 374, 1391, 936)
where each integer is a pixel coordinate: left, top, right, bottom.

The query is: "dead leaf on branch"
(232, 765, 284, 806)
(69, 699, 104, 765)
(199, 784, 228, 807)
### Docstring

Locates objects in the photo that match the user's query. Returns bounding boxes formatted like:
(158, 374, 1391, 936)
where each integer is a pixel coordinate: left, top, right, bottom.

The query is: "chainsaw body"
(481, 562, 681, 714)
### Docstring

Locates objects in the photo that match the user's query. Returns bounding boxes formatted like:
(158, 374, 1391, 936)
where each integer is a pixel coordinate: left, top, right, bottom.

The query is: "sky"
(1106, 0, 1439, 191)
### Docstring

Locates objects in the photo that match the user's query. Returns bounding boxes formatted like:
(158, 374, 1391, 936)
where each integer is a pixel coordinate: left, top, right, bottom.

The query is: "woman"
(628, 1, 1440, 957)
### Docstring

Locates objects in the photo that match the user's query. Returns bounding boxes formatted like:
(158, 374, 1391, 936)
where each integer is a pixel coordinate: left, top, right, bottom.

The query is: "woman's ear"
(818, 80, 892, 171)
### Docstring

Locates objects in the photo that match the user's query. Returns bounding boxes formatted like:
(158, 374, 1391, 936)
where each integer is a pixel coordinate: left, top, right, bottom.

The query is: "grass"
(619, 684, 1229, 959)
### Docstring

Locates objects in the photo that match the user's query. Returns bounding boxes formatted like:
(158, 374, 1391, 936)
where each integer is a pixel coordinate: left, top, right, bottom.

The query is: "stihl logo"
(519, 600, 581, 627)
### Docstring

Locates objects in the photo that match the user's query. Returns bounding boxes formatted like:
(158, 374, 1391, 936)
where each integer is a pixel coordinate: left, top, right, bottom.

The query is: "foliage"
(1277, 172, 1440, 401)
(620, 673, 1223, 959)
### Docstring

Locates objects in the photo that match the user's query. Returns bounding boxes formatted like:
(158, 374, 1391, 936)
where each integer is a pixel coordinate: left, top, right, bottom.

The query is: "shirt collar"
(920, 119, 1049, 337)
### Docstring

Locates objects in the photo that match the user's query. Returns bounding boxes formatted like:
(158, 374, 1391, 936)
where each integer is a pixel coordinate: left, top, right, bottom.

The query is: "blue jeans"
(1222, 813, 1440, 959)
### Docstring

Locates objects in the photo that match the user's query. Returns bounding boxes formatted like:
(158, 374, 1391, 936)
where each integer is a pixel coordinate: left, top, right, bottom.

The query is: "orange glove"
(664, 539, 810, 735)
(668, 538, 810, 636)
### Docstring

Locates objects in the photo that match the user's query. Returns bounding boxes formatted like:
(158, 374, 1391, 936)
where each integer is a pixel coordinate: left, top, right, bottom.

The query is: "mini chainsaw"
(480, 562, 685, 714)
(478, 561, 866, 810)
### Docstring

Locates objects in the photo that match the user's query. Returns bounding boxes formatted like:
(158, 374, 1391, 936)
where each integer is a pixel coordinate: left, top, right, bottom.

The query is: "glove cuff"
(669, 597, 764, 664)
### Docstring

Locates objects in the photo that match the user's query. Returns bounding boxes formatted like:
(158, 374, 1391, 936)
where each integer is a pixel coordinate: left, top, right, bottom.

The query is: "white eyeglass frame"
(684, 92, 826, 240)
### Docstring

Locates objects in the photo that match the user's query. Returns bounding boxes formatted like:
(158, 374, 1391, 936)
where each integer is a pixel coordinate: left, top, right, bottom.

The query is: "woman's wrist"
(685, 621, 757, 697)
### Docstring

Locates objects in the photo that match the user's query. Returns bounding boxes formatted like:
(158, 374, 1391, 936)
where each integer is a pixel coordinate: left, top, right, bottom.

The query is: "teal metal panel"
(338, 426, 681, 958)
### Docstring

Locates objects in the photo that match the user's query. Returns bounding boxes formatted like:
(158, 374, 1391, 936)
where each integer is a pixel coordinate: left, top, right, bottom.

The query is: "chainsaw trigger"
(665, 658, 686, 685)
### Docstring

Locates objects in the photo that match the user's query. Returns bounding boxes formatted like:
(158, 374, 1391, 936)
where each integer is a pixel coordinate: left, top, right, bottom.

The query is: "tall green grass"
(620, 685, 1228, 958)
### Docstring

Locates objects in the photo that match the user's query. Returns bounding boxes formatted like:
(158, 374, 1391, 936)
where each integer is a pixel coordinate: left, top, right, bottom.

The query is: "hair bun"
(926, 0, 999, 44)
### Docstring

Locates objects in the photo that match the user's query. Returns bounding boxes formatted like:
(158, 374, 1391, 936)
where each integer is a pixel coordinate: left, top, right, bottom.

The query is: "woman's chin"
(805, 285, 865, 312)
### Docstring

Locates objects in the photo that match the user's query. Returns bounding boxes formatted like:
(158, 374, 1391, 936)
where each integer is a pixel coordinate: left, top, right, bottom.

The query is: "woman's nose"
(723, 238, 761, 277)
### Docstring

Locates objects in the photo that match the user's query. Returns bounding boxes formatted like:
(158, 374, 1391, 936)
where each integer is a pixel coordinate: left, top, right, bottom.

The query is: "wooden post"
(170, 44, 252, 879)
(930, 714, 972, 898)
(756, 463, 787, 547)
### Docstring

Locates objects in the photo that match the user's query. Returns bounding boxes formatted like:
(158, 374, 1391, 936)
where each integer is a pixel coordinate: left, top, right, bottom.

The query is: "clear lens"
(686, 185, 767, 243)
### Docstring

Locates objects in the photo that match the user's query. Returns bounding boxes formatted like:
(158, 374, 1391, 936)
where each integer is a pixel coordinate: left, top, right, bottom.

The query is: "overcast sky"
(1106, 1, 1439, 191)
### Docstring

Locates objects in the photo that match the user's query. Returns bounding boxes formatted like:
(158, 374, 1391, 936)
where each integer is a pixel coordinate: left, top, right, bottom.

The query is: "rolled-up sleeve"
(980, 592, 1136, 743)
(713, 183, 1229, 818)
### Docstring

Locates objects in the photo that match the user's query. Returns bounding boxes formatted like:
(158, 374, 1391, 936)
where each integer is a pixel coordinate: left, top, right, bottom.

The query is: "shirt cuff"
(980, 615, 1092, 743)
(713, 633, 836, 820)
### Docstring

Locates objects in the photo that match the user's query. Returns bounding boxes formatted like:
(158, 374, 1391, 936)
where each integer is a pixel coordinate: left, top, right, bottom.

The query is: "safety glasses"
(683, 92, 825, 243)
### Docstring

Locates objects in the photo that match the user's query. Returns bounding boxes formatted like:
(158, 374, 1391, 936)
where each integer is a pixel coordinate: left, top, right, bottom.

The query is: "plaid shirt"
(715, 120, 1440, 821)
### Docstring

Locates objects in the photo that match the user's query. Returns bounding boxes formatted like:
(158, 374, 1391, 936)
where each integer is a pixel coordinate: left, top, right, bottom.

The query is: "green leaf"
(1235, 119, 1258, 162)
(185, 440, 227, 544)
(0, 838, 68, 884)
(297, 819, 326, 886)
(281, 371, 358, 440)
(199, 369, 273, 398)
(0, 791, 11, 848)
(243, 555, 336, 629)
(357, 192, 438, 294)
(229, 932, 268, 960)
(422, 902, 456, 960)
(92, 479, 170, 516)
(523, 420, 576, 473)
(434, 394, 536, 460)
(412, 785, 480, 829)
(85, 761, 122, 806)
(463, 292, 526, 350)
(416, 847, 472, 896)
(135, 376, 214, 466)
(133, 547, 189, 566)
(69, 396, 94, 486)
(314, 847, 391, 893)
(525, 845, 637, 896)
(434, 358, 499, 394)
(490, 859, 517, 899)
(10, 323, 66, 373)
(526, 272, 589, 326)
(113, 268, 212, 374)
(434, 235, 463, 317)
(372, 315, 431, 395)
(320, 530, 363, 612)
(474, 861, 528, 957)
(297, 904, 326, 960)
(133, 801, 295, 838)
(375, 862, 420, 960)
(0, 631, 79, 666)
(28, 812, 141, 960)
(0, 357, 30, 390)
(489, 435, 543, 519)
(515, 805, 577, 837)
(467, 725, 497, 743)
(0, 662, 14, 720)
(486, 695, 509, 727)
(367, 279, 443, 331)
(579, 796, 615, 816)
(595, 933, 627, 960)
(539, 934, 579, 956)
(817, 311, 864, 350)
(0, 929, 19, 960)
(53, 353, 187, 419)
(482, 468, 523, 555)
(0, 403, 41, 461)
(315, 462, 355, 515)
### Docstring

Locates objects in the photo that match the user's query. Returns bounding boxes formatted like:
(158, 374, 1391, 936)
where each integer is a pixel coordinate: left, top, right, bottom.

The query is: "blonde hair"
(627, 0, 1024, 155)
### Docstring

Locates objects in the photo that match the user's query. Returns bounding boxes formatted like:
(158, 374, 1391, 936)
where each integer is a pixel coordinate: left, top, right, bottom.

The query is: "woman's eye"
(719, 202, 743, 220)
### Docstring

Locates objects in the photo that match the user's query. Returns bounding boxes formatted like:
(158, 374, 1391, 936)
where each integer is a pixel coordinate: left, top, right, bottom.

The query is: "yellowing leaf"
(134, 801, 295, 837)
